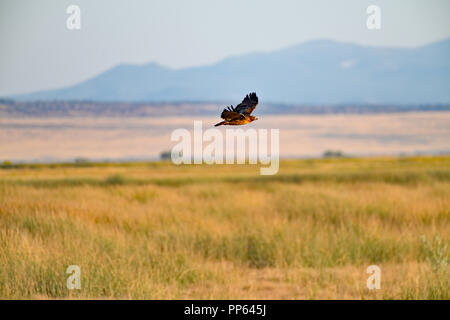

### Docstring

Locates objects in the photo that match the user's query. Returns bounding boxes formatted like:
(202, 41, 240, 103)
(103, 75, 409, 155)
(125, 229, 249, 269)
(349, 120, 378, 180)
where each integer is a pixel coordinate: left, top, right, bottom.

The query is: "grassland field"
(0, 156, 448, 299)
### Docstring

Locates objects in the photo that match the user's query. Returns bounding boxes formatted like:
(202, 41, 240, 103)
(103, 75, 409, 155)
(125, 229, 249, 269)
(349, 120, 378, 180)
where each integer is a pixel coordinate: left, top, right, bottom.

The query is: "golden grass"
(0, 156, 448, 299)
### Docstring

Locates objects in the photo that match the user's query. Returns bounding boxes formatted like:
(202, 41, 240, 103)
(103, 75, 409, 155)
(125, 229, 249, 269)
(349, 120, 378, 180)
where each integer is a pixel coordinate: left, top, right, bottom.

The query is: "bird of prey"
(214, 92, 259, 127)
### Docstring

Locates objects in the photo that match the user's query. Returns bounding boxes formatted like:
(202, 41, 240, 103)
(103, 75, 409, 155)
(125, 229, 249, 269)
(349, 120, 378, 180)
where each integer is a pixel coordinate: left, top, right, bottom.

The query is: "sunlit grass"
(0, 156, 448, 299)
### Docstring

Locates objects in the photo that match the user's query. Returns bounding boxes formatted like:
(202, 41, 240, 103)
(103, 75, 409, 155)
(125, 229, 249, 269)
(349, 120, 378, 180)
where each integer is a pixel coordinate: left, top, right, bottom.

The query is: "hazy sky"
(1, 0, 449, 96)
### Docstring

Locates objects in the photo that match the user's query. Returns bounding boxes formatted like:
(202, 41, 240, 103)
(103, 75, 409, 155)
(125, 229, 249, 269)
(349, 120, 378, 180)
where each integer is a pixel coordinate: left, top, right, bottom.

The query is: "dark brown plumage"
(214, 92, 259, 127)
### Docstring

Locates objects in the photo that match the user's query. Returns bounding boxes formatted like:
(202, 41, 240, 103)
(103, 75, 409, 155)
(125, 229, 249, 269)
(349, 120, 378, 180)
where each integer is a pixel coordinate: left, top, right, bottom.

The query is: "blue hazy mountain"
(14, 39, 450, 104)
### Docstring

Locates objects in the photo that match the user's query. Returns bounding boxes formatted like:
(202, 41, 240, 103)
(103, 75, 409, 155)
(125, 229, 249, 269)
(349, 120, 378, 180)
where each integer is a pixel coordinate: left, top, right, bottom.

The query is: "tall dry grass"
(0, 156, 448, 299)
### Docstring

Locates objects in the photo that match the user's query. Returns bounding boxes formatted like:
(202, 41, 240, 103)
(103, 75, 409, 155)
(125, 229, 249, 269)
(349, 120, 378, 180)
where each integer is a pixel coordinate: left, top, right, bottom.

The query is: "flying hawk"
(214, 92, 259, 127)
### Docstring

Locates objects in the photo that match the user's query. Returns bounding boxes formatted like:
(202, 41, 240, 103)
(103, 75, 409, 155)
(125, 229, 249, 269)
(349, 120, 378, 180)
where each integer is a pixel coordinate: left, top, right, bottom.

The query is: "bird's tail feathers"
(214, 121, 226, 127)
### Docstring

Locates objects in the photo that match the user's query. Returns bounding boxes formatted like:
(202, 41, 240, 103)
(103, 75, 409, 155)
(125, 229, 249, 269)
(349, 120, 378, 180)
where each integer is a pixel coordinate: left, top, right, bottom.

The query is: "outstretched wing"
(234, 92, 258, 115)
(221, 108, 245, 121)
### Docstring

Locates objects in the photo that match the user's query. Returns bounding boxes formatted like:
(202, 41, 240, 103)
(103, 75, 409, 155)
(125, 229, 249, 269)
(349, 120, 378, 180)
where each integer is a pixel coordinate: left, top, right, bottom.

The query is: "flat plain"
(0, 156, 448, 299)
(1, 112, 450, 161)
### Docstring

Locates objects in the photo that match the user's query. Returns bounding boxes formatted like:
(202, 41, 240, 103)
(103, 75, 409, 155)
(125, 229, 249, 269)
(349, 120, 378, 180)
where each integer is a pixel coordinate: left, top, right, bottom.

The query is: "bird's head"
(250, 115, 258, 122)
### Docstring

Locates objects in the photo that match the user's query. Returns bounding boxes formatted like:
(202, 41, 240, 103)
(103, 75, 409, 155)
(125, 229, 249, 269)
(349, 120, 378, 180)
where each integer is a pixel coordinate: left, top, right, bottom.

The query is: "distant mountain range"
(12, 39, 450, 104)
